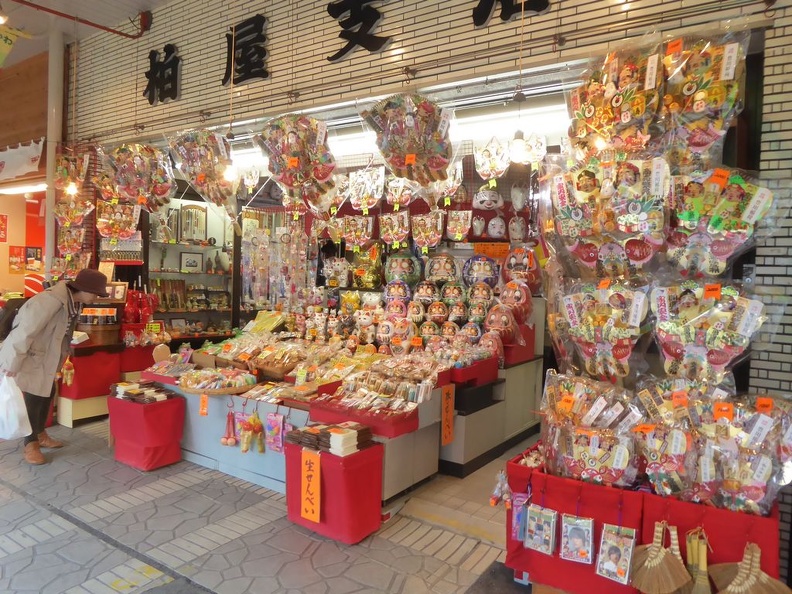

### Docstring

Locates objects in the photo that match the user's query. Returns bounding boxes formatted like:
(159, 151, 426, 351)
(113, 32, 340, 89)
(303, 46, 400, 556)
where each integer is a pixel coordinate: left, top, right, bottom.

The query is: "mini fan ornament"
(254, 115, 336, 218)
(348, 166, 385, 213)
(104, 143, 175, 211)
(631, 521, 692, 594)
(361, 93, 453, 185)
(709, 544, 791, 594)
(474, 137, 510, 180)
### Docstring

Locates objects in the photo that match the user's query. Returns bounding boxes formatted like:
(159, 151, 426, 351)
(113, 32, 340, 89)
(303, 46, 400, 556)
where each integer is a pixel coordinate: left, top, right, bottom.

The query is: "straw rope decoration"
(709, 544, 791, 594)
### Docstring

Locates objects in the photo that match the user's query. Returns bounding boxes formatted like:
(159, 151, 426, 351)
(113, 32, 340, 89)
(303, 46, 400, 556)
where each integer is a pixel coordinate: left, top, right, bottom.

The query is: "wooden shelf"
(150, 270, 231, 276)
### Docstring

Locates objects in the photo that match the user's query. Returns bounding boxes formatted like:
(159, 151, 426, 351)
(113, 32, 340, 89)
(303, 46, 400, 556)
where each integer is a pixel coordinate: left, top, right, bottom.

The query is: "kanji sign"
(223, 14, 269, 86)
(327, 0, 391, 62)
(143, 44, 181, 106)
(472, 0, 550, 28)
(301, 448, 321, 522)
(441, 384, 455, 446)
(0, 214, 7, 243)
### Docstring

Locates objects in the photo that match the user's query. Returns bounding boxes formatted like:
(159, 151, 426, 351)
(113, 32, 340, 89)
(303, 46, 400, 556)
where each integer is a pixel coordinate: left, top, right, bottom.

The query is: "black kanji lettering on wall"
(326, 0, 391, 62)
(142, 44, 181, 106)
(223, 13, 269, 86)
(472, 0, 550, 28)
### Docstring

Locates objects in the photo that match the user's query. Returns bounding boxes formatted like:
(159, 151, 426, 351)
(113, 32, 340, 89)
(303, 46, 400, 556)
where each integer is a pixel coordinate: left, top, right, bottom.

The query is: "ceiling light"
(0, 2, 8, 26)
(0, 182, 48, 195)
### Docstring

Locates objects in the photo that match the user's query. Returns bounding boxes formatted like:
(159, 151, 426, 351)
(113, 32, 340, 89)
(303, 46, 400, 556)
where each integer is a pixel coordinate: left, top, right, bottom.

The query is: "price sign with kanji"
(441, 384, 455, 446)
(301, 448, 321, 523)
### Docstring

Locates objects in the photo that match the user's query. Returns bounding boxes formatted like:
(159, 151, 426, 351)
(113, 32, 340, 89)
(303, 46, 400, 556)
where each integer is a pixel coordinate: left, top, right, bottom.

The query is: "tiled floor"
(0, 421, 533, 594)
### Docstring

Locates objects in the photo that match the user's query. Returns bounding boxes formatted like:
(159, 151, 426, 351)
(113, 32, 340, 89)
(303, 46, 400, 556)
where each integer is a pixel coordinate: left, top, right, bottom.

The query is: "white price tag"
(752, 455, 773, 483)
(563, 295, 580, 328)
(589, 435, 600, 457)
(611, 444, 629, 470)
(438, 109, 452, 138)
(747, 414, 774, 448)
(699, 455, 715, 483)
(315, 121, 328, 148)
(628, 291, 646, 328)
(652, 288, 670, 323)
(742, 187, 772, 224)
(669, 429, 687, 455)
(581, 396, 608, 427)
(650, 158, 667, 197)
(720, 43, 739, 81)
(644, 54, 659, 90)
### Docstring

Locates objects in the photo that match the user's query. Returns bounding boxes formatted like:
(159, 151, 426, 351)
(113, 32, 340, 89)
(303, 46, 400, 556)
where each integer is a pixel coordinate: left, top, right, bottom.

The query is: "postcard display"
(504, 31, 789, 593)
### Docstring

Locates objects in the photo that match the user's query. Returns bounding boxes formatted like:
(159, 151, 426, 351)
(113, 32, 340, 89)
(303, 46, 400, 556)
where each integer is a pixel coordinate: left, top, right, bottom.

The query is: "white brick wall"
(69, 0, 792, 582)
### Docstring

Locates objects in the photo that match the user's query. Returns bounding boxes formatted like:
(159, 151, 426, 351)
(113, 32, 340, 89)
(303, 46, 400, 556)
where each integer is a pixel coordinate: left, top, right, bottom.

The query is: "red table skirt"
(505, 457, 781, 593)
(108, 396, 185, 471)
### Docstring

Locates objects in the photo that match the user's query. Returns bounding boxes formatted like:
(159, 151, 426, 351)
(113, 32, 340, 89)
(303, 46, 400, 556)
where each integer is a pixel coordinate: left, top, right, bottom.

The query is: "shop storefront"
(22, 0, 792, 591)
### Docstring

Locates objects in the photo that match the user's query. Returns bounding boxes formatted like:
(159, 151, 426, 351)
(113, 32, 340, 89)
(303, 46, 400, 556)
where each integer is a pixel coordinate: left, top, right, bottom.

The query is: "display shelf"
(155, 308, 232, 314)
(105, 260, 144, 266)
(150, 270, 231, 276)
(151, 241, 225, 250)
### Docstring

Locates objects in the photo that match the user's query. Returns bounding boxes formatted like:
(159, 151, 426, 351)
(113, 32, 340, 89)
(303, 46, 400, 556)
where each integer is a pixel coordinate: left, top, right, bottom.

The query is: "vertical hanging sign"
(441, 384, 455, 446)
(301, 448, 321, 523)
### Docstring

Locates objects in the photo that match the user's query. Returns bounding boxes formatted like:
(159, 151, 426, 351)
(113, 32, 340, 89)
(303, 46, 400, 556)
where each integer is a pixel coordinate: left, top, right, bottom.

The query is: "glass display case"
(147, 198, 235, 340)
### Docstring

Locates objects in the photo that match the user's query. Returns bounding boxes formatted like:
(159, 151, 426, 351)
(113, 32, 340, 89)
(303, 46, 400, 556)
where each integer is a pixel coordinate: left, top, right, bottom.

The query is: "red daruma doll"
(499, 280, 533, 325)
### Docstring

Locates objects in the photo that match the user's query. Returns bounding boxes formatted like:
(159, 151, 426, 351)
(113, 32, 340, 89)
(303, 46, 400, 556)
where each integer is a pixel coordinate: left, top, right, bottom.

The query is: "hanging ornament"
(104, 143, 175, 211)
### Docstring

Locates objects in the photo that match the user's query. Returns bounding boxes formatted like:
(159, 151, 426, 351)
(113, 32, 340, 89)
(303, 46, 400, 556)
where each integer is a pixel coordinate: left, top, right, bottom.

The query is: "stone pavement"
(0, 420, 515, 594)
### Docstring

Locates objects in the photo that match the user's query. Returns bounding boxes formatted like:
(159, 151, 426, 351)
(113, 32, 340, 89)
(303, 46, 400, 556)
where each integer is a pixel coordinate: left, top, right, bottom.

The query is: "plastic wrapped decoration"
(380, 211, 410, 249)
(324, 256, 350, 288)
(562, 279, 650, 381)
(411, 211, 445, 254)
(384, 251, 421, 287)
(426, 301, 449, 324)
(426, 252, 458, 285)
(484, 304, 525, 345)
(54, 148, 90, 194)
(385, 176, 421, 211)
(96, 202, 142, 240)
(666, 168, 774, 277)
(360, 93, 453, 185)
(661, 31, 750, 172)
(474, 137, 510, 180)
(500, 280, 534, 325)
(650, 280, 767, 383)
(414, 281, 440, 306)
(384, 279, 411, 303)
(348, 166, 385, 213)
(467, 282, 494, 307)
(511, 133, 547, 166)
(342, 216, 373, 253)
(479, 331, 505, 366)
(107, 143, 175, 211)
(53, 196, 95, 228)
(441, 282, 466, 305)
(502, 244, 542, 295)
(407, 300, 426, 324)
(253, 115, 336, 217)
(57, 226, 85, 257)
(549, 155, 669, 278)
(350, 241, 382, 290)
(567, 42, 664, 157)
(51, 252, 91, 281)
(446, 210, 472, 241)
(462, 255, 499, 288)
(448, 301, 468, 325)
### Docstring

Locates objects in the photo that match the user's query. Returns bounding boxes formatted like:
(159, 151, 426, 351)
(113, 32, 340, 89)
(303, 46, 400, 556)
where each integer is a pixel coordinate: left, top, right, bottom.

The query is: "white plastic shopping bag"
(0, 374, 31, 440)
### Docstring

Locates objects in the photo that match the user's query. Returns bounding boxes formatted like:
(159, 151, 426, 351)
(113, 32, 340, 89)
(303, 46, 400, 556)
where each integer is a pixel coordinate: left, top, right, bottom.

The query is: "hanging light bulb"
(223, 162, 238, 183)
(511, 130, 529, 165)
(64, 181, 79, 196)
(0, 2, 8, 25)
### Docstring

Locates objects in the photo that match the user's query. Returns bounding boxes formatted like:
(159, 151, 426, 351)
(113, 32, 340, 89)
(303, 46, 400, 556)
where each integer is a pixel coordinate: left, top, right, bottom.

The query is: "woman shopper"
(0, 269, 108, 464)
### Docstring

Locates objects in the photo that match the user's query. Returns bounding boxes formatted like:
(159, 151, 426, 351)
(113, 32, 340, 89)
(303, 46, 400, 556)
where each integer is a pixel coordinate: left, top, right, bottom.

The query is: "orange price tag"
(671, 391, 689, 408)
(714, 402, 734, 422)
(527, 250, 535, 268)
(199, 394, 209, 416)
(328, 278, 338, 288)
(354, 268, 366, 277)
(709, 168, 730, 189)
(666, 38, 683, 56)
(557, 395, 576, 413)
(704, 283, 722, 300)
(756, 397, 774, 414)
(575, 428, 595, 436)
(411, 336, 423, 347)
(300, 449, 321, 523)
(392, 336, 403, 346)
(222, 343, 233, 353)
(441, 384, 455, 446)
(632, 424, 657, 434)
(598, 279, 611, 290)
(474, 242, 510, 260)
(288, 157, 299, 168)
(405, 154, 416, 165)
(238, 352, 251, 362)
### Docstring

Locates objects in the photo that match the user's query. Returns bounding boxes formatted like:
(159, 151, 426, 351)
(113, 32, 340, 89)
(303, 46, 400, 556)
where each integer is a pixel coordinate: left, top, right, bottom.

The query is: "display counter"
(174, 387, 310, 492)
(58, 342, 124, 427)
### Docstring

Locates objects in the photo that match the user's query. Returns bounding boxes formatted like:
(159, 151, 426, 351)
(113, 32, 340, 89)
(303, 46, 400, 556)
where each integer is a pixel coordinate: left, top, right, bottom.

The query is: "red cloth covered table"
(108, 395, 185, 471)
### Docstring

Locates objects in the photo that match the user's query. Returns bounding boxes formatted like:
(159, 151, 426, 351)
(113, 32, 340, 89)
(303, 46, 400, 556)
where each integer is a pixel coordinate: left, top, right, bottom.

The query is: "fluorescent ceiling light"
(0, 182, 48, 195)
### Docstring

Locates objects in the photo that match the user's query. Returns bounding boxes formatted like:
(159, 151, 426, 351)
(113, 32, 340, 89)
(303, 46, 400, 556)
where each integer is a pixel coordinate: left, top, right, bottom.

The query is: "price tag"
(598, 278, 611, 290)
(709, 168, 730, 189)
(444, 196, 451, 207)
(714, 402, 734, 422)
(168, 239, 176, 244)
(666, 38, 683, 57)
(362, 208, 369, 216)
(354, 268, 366, 277)
(110, 238, 118, 245)
(632, 424, 657, 434)
(704, 283, 722, 301)
(557, 395, 576, 413)
(392, 336, 403, 346)
(393, 203, 400, 211)
(756, 397, 774, 414)
(238, 352, 252, 362)
(110, 198, 118, 205)
(145, 322, 162, 333)
(474, 242, 510, 260)
(330, 206, 337, 215)
(300, 449, 321, 523)
(295, 369, 308, 385)
(671, 390, 688, 408)
(288, 157, 299, 168)
(199, 394, 209, 416)
(328, 278, 338, 288)
(293, 212, 299, 221)
(410, 336, 423, 347)
(405, 154, 416, 165)
(222, 343, 233, 353)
